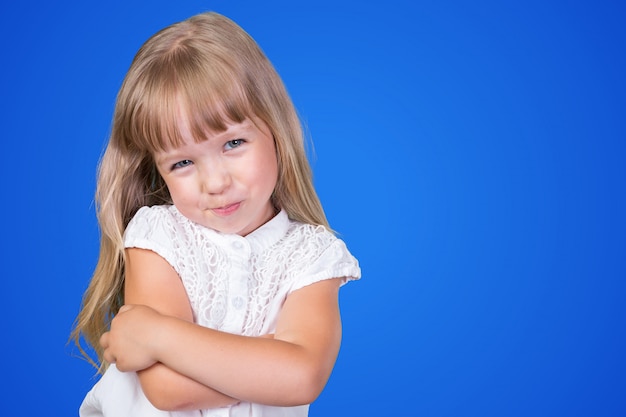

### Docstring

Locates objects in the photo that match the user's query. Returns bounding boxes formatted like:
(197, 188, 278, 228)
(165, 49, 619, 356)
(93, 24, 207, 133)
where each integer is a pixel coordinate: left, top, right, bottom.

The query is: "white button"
(232, 296, 244, 309)
(210, 302, 226, 322)
(232, 241, 244, 249)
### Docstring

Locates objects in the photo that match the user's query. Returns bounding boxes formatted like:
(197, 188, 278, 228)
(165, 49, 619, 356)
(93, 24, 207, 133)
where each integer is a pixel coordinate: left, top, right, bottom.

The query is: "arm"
(122, 247, 239, 411)
(102, 257, 343, 407)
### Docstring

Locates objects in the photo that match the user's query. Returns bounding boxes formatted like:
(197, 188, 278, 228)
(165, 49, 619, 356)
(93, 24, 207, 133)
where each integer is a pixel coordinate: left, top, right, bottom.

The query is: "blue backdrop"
(1, 1, 624, 416)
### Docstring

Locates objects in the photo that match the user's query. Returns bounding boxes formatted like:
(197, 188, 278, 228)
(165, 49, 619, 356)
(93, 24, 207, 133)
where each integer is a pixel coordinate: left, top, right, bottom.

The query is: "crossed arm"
(100, 247, 343, 411)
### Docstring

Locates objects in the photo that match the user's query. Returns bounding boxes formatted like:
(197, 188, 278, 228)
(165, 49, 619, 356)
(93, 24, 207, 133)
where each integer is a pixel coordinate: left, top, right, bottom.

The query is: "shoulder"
(284, 219, 339, 253)
(123, 205, 192, 248)
(126, 204, 181, 233)
(277, 219, 361, 291)
(283, 219, 360, 272)
(128, 204, 180, 225)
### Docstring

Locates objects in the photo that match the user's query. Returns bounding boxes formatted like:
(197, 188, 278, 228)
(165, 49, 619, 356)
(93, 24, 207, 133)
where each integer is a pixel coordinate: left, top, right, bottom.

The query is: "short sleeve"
(289, 238, 361, 293)
(123, 206, 183, 276)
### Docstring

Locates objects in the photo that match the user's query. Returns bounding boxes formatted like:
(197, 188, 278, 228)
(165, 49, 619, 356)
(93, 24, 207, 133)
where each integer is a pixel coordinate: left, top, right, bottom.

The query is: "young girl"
(71, 11, 360, 417)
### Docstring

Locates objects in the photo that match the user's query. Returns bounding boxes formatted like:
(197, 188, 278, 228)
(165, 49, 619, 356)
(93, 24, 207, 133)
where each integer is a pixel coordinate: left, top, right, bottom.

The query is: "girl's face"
(154, 118, 278, 236)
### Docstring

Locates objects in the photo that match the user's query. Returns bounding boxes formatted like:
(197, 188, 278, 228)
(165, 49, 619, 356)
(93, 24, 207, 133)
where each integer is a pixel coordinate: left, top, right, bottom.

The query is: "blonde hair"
(70, 12, 329, 371)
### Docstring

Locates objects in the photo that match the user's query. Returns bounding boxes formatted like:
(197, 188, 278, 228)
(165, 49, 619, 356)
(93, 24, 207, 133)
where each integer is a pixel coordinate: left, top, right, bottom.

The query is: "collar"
(244, 209, 290, 252)
(171, 205, 290, 253)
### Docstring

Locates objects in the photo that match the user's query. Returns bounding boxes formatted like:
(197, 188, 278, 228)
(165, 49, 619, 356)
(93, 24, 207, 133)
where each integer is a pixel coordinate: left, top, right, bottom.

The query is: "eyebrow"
(153, 120, 255, 165)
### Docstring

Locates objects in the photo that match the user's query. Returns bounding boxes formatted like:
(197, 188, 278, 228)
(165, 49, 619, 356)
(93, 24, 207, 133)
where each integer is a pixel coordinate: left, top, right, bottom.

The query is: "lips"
(211, 202, 241, 217)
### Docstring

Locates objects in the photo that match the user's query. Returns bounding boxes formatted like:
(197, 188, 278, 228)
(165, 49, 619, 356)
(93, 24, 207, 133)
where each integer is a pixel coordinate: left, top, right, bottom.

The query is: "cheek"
(259, 154, 279, 190)
(163, 180, 190, 204)
(242, 148, 278, 186)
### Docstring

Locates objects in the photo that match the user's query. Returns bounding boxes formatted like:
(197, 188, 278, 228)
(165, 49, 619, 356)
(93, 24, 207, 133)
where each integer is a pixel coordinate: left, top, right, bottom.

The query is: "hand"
(100, 304, 164, 372)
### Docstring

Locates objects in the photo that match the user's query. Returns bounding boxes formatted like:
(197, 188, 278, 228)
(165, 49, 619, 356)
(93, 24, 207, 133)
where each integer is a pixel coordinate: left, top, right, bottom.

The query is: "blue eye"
(172, 159, 193, 169)
(225, 139, 244, 150)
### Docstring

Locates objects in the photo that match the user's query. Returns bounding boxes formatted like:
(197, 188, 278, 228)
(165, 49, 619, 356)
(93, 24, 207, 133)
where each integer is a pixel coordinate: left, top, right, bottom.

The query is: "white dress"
(80, 205, 360, 417)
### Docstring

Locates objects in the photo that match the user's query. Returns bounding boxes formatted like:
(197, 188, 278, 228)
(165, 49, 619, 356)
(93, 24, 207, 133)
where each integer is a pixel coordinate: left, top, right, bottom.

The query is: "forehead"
(171, 116, 252, 144)
(153, 117, 269, 157)
(126, 57, 257, 156)
(138, 90, 253, 155)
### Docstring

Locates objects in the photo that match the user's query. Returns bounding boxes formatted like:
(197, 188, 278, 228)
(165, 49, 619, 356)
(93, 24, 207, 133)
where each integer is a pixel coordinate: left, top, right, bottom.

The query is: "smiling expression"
(154, 118, 279, 236)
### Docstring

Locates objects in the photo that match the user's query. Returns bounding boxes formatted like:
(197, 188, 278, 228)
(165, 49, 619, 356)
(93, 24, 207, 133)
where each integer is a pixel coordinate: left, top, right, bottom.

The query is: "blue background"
(1, 0, 625, 416)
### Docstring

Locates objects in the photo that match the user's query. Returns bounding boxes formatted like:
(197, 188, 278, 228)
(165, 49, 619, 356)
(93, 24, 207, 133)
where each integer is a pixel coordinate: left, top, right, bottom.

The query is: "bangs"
(124, 45, 256, 154)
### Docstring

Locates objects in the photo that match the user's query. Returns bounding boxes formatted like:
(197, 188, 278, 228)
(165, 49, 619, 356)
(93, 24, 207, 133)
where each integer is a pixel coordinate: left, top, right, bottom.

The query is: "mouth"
(211, 202, 241, 217)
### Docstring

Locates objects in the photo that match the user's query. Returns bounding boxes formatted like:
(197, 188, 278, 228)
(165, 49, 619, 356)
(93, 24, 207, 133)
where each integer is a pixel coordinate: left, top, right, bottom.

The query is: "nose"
(199, 161, 231, 195)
